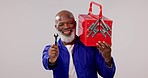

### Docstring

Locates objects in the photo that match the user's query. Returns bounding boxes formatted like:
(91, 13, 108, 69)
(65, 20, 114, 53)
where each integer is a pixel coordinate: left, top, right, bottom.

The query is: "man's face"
(55, 14, 76, 36)
(55, 13, 76, 43)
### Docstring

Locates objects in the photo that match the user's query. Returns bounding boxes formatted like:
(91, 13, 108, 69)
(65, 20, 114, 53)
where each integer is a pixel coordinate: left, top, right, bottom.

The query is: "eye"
(58, 23, 64, 27)
(68, 21, 74, 24)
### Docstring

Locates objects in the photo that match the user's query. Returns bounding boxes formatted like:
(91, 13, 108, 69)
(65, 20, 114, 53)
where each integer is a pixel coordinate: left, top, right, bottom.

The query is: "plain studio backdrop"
(0, 0, 148, 78)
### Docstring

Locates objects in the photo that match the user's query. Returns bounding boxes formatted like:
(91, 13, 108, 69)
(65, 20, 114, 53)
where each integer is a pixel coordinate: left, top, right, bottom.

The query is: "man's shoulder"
(43, 45, 51, 51)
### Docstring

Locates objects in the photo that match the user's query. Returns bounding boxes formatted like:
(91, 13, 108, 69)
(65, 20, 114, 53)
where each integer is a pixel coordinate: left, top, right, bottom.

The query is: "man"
(42, 10, 116, 78)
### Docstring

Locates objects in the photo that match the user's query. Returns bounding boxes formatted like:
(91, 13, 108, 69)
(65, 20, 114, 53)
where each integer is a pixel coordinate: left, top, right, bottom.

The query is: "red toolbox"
(78, 1, 113, 46)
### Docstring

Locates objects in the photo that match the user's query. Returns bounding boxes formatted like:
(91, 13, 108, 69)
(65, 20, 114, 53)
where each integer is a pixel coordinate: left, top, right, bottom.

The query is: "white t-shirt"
(65, 45, 77, 78)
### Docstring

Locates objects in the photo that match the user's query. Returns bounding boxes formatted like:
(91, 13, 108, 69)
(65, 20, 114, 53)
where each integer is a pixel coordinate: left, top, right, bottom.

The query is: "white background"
(0, 0, 148, 78)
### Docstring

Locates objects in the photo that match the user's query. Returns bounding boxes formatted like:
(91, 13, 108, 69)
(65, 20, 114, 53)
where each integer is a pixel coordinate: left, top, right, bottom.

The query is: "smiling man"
(42, 10, 116, 78)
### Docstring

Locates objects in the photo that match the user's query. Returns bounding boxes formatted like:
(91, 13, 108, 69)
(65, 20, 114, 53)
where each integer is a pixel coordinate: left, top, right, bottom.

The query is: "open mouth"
(63, 30, 72, 35)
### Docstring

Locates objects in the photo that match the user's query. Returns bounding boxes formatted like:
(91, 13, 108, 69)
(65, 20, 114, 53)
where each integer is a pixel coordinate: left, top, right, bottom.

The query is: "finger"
(50, 53, 56, 58)
(49, 51, 58, 56)
(102, 41, 110, 48)
(49, 50, 57, 55)
(50, 44, 55, 48)
(96, 42, 104, 51)
(50, 45, 58, 51)
(102, 41, 112, 53)
(98, 41, 106, 49)
(50, 48, 57, 51)
(48, 49, 58, 57)
(51, 44, 58, 49)
(52, 50, 58, 54)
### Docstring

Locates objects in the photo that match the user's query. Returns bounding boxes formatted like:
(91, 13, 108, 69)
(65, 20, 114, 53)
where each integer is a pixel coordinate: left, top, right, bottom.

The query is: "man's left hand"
(96, 41, 112, 66)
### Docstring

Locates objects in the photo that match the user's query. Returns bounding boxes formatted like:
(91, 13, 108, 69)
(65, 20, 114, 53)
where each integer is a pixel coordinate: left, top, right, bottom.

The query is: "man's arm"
(95, 41, 116, 78)
(42, 45, 59, 70)
(95, 49, 116, 78)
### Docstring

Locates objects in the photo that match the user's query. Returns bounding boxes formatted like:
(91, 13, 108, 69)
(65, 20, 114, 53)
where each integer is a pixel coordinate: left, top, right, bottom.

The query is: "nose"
(64, 22, 70, 28)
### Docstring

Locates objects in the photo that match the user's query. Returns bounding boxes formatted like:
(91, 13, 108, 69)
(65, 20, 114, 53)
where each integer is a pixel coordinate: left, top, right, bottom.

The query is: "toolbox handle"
(89, 1, 102, 19)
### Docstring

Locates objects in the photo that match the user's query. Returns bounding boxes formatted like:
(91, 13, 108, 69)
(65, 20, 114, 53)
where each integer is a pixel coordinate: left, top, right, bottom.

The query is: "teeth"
(64, 30, 71, 34)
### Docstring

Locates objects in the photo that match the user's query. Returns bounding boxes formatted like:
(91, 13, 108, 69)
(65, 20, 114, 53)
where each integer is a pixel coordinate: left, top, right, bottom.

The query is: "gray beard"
(58, 29, 76, 43)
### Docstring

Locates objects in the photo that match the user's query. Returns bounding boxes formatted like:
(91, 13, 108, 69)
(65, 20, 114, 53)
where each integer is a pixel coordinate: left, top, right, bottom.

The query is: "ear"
(74, 21, 77, 27)
(55, 25, 58, 29)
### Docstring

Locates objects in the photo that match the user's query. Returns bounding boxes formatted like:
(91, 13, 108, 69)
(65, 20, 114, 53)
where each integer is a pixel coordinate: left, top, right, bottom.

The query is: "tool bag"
(78, 1, 113, 46)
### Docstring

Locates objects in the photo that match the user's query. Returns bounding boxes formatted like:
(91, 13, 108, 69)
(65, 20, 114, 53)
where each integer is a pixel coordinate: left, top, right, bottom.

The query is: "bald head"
(55, 10, 75, 24)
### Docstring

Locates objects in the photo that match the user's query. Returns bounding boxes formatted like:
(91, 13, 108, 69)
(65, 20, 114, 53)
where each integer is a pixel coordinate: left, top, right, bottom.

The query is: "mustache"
(59, 28, 74, 32)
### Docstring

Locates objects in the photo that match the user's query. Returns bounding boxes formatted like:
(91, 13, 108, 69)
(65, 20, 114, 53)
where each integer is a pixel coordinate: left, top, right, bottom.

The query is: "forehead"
(55, 13, 74, 22)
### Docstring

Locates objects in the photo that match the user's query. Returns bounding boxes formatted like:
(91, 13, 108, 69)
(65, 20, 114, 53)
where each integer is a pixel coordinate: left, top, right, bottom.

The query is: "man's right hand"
(48, 44, 59, 64)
